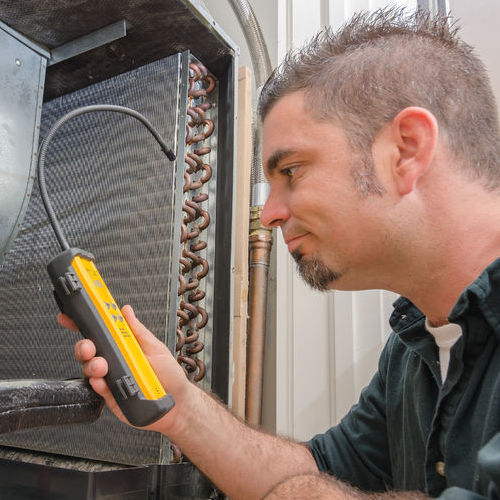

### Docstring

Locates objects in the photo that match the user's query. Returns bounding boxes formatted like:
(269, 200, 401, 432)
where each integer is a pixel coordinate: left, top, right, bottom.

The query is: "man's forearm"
(69, 309, 317, 499)
(162, 383, 318, 500)
(263, 473, 430, 500)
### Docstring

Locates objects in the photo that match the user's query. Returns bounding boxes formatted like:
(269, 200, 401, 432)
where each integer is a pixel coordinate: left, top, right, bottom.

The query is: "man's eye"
(283, 166, 297, 177)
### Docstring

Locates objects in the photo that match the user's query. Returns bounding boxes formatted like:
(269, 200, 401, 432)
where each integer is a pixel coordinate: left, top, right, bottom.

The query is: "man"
(61, 8, 500, 499)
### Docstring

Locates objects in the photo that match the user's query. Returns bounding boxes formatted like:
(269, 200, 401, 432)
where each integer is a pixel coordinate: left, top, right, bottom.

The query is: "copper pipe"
(181, 300, 199, 318)
(245, 206, 273, 427)
(187, 106, 205, 125)
(191, 132, 206, 143)
(183, 203, 197, 223)
(204, 75, 216, 94)
(189, 289, 206, 302)
(191, 88, 207, 98)
(183, 172, 191, 192)
(180, 224, 188, 243)
(196, 62, 208, 77)
(192, 193, 208, 203)
(185, 124, 194, 143)
(178, 355, 197, 372)
(179, 256, 191, 273)
(227, 0, 273, 427)
(186, 228, 200, 241)
(189, 62, 202, 81)
(202, 119, 214, 138)
(187, 152, 202, 168)
(186, 278, 199, 291)
(185, 329, 199, 344)
(196, 307, 208, 329)
(197, 102, 212, 111)
(194, 146, 211, 156)
(196, 257, 209, 279)
(190, 240, 207, 252)
(183, 249, 200, 264)
(200, 164, 212, 184)
(178, 275, 187, 295)
(176, 328, 185, 351)
(193, 359, 206, 382)
(186, 340, 204, 355)
(185, 154, 198, 172)
(185, 200, 201, 218)
(177, 308, 190, 323)
(197, 210, 211, 230)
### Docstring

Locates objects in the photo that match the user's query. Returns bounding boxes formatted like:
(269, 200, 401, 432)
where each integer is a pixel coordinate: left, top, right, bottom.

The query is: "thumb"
(121, 305, 188, 396)
(121, 305, 168, 355)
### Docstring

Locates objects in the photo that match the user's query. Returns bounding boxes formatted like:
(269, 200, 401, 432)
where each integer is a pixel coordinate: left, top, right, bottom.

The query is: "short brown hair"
(259, 8, 500, 193)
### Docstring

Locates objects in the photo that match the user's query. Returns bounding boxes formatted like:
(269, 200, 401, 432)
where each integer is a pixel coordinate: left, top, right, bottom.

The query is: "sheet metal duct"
(0, 23, 48, 264)
(0, 0, 236, 497)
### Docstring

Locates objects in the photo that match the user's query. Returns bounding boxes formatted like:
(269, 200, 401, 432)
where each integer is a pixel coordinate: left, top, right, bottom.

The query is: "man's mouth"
(284, 233, 308, 253)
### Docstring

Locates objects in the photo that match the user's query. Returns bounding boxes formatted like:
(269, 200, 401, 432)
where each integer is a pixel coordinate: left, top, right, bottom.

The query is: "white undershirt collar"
(425, 319, 462, 384)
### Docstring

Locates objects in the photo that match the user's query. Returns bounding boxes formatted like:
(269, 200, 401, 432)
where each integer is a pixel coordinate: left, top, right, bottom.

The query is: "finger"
(82, 357, 108, 379)
(74, 339, 96, 362)
(121, 305, 167, 354)
(89, 377, 129, 425)
(58, 313, 79, 332)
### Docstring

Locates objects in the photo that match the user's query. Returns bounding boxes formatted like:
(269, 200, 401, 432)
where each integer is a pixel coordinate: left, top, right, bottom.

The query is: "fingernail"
(130, 306, 136, 320)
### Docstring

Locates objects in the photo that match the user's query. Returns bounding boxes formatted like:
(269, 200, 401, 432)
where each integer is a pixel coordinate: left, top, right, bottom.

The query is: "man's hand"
(59, 304, 190, 434)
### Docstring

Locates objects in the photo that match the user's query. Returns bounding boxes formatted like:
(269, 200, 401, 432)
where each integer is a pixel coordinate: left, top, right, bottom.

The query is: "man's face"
(261, 91, 391, 292)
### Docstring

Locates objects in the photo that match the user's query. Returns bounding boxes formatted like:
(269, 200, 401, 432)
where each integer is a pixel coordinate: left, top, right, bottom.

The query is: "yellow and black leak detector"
(38, 105, 176, 427)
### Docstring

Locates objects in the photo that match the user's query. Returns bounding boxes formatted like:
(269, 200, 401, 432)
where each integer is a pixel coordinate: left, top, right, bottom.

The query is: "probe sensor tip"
(164, 149, 176, 161)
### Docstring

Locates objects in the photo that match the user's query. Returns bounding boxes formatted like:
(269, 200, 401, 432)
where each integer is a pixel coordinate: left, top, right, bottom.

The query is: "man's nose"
(260, 189, 289, 229)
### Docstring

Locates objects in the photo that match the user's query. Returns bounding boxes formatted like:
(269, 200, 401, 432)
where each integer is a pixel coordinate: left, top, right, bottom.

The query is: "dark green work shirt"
(308, 258, 500, 498)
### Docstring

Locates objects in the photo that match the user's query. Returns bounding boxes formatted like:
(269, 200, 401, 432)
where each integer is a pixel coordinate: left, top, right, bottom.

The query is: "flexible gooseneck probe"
(37, 104, 176, 251)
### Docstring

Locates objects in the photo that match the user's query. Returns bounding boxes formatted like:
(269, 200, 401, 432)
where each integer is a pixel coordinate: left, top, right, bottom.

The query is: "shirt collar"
(449, 257, 500, 341)
(389, 297, 424, 334)
(389, 257, 500, 342)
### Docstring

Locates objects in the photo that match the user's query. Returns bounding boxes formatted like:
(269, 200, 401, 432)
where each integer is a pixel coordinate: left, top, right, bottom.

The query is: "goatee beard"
(291, 251, 341, 291)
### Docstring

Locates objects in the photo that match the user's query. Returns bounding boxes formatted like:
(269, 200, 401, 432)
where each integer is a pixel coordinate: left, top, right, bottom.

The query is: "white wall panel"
(330, 291, 356, 421)
(329, 289, 398, 423)
(291, 0, 322, 47)
(449, 0, 500, 120)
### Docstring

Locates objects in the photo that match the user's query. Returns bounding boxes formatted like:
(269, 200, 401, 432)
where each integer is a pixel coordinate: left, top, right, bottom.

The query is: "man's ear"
(390, 107, 438, 196)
